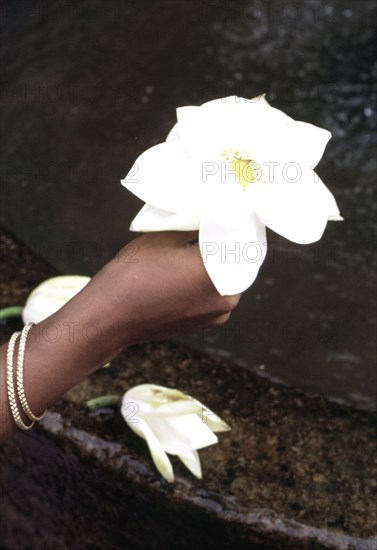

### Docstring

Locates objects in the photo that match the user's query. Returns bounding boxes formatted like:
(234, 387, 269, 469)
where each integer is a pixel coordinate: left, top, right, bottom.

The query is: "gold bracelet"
(16, 322, 47, 422)
(6, 331, 34, 430)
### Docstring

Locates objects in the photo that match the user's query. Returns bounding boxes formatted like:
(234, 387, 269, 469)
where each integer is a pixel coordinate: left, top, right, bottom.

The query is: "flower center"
(221, 148, 265, 190)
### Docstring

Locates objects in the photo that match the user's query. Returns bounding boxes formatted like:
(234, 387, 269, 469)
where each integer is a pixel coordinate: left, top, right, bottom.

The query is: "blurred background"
(1, 0, 376, 409)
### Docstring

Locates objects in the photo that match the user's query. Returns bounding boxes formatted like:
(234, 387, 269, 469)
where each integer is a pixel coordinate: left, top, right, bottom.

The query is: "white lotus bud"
(122, 384, 230, 482)
(22, 275, 90, 324)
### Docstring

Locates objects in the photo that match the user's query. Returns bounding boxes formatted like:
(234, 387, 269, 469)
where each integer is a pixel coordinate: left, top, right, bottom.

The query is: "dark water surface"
(1, 0, 376, 409)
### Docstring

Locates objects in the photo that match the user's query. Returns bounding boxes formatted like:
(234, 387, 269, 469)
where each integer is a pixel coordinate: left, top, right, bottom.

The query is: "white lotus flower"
(22, 275, 90, 324)
(121, 94, 342, 295)
(122, 384, 230, 482)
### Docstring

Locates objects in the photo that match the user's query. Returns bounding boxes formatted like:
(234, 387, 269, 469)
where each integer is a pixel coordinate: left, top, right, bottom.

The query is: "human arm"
(0, 231, 240, 444)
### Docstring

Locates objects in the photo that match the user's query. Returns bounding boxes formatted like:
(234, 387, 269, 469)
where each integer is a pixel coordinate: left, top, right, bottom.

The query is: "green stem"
(85, 394, 121, 411)
(0, 306, 23, 320)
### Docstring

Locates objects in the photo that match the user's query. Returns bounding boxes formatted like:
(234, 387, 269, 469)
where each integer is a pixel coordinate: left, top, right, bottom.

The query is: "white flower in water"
(22, 275, 90, 324)
(122, 384, 230, 482)
(121, 94, 342, 296)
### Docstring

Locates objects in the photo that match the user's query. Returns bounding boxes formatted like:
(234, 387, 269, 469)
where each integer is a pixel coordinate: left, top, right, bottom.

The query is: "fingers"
(139, 230, 199, 246)
(210, 312, 232, 327)
(181, 231, 199, 244)
(221, 293, 242, 311)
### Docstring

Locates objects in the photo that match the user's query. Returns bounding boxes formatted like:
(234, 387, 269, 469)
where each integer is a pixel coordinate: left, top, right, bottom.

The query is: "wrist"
(25, 279, 127, 383)
(53, 280, 128, 371)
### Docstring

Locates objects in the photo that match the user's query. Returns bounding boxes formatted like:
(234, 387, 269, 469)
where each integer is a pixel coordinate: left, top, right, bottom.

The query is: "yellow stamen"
(222, 148, 265, 190)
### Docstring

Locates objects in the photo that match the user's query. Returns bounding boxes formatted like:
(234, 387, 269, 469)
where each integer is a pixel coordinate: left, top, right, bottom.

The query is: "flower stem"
(85, 394, 121, 411)
(0, 306, 23, 320)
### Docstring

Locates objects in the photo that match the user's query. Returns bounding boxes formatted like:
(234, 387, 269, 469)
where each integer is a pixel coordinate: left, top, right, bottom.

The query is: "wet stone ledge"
(1, 226, 376, 550)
